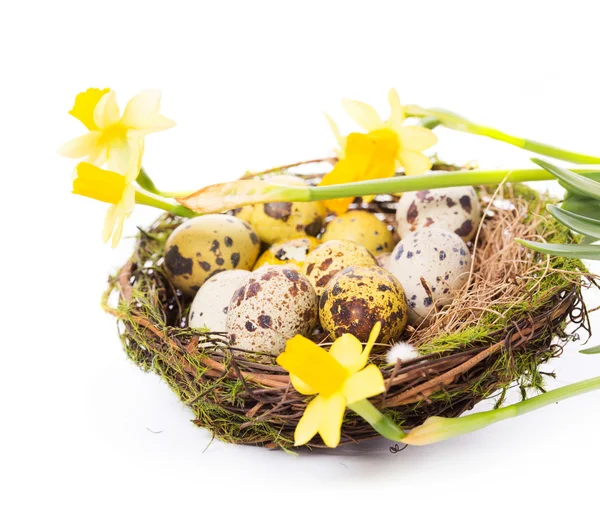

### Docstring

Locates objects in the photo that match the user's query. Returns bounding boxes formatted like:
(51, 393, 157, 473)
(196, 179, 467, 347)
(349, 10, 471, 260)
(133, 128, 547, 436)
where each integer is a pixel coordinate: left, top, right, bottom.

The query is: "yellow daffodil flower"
(277, 323, 385, 448)
(72, 162, 136, 247)
(58, 88, 175, 176)
(321, 89, 437, 214)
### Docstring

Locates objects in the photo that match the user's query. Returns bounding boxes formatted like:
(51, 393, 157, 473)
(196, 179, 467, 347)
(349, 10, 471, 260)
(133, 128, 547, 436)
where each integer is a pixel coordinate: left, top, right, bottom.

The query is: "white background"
(2, 1, 599, 508)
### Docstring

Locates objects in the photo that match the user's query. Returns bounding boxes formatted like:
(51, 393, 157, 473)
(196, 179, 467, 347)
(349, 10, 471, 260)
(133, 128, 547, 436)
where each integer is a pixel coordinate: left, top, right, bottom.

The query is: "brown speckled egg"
(321, 210, 393, 255)
(163, 214, 260, 296)
(396, 186, 481, 241)
(319, 265, 408, 348)
(301, 240, 377, 297)
(387, 228, 472, 325)
(249, 175, 327, 245)
(253, 236, 320, 270)
(226, 265, 318, 356)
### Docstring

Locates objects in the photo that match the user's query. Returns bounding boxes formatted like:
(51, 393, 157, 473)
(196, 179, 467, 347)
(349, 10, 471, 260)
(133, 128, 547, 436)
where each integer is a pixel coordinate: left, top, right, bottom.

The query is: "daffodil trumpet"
(405, 104, 600, 165)
(177, 164, 600, 214)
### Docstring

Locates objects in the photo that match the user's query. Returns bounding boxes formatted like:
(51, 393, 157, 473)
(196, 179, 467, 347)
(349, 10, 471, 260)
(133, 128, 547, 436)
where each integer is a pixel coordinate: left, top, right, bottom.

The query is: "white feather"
(386, 342, 419, 364)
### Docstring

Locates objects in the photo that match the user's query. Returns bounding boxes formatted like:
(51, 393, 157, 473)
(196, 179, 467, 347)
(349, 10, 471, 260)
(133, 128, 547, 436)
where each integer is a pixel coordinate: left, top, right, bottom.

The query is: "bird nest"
(103, 172, 592, 450)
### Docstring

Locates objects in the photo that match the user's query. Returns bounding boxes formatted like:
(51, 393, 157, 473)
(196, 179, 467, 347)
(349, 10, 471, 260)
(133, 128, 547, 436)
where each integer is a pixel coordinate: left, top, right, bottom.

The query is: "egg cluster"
(163, 174, 481, 359)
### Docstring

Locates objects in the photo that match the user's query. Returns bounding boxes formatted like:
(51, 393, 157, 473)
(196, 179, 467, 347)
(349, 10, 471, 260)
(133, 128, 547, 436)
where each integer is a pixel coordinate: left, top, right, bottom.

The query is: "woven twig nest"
(104, 171, 591, 450)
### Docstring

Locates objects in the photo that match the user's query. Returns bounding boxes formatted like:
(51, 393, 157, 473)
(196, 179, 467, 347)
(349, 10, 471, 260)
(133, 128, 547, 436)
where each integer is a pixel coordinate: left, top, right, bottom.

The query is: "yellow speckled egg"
(319, 265, 408, 347)
(301, 240, 377, 297)
(321, 210, 393, 255)
(249, 175, 327, 245)
(164, 214, 261, 296)
(253, 236, 320, 270)
(231, 205, 254, 224)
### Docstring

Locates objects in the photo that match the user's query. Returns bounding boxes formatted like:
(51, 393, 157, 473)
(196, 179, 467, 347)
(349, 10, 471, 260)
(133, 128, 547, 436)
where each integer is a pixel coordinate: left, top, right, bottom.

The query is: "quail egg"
(253, 236, 320, 270)
(249, 175, 327, 245)
(164, 214, 260, 296)
(301, 240, 377, 297)
(231, 205, 254, 224)
(321, 210, 393, 255)
(387, 228, 472, 324)
(189, 270, 251, 331)
(319, 265, 408, 348)
(227, 265, 318, 356)
(376, 252, 391, 269)
(396, 186, 481, 242)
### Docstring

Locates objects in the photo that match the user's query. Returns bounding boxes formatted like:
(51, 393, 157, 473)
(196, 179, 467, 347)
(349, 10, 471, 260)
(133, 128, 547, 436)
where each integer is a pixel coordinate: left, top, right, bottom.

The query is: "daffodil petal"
(387, 89, 405, 131)
(94, 91, 120, 130)
(398, 150, 433, 176)
(294, 395, 324, 446)
(290, 374, 317, 395)
(121, 89, 162, 130)
(122, 184, 136, 214)
(342, 99, 383, 131)
(325, 113, 345, 151)
(317, 393, 346, 448)
(398, 125, 438, 151)
(111, 204, 127, 248)
(102, 204, 119, 244)
(69, 88, 110, 130)
(342, 364, 385, 405)
(277, 335, 347, 396)
(138, 114, 176, 134)
(58, 132, 101, 159)
(329, 334, 364, 372)
(107, 145, 134, 176)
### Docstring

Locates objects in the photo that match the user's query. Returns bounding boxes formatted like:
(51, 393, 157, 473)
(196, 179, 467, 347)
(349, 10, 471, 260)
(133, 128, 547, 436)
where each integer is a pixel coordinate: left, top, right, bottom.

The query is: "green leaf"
(532, 158, 600, 200)
(562, 195, 600, 222)
(580, 345, 600, 355)
(582, 235, 600, 244)
(547, 204, 600, 238)
(516, 238, 600, 260)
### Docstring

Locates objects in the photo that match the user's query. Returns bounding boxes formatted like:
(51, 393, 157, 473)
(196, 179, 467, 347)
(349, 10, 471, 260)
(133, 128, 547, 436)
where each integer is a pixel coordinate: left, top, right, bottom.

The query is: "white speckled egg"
(189, 270, 251, 331)
(226, 265, 318, 356)
(387, 228, 472, 324)
(396, 186, 481, 242)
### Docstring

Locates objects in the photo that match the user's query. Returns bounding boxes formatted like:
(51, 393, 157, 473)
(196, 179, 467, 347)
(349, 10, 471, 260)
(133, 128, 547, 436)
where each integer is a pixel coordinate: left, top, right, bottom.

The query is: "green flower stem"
(136, 168, 196, 199)
(136, 167, 162, 195)
(405, 105, 600, 165)
(302, 167, 600, 203)
(347, 399, 406, 442)
(135, 188, 197, 218)
(402, 376, 600, 445)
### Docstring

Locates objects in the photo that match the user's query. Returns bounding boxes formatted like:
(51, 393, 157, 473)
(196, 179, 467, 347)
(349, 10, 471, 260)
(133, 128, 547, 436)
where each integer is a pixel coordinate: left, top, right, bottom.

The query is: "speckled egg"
(226, 265, 318, 356)
(396, 186, 481, 242)
(249, 175, 327, 245)
(319, 265, 408, 347)
(321, 210, 393, 255)
(301, 240, 377, 297)
(253, 236, 320, 270)
(164, 214, 260, 296)
(387, 228, 472, 324)
(376, 252, 391, 269)
(231, 205, 254, 224)
(189, 270, 251, 331)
